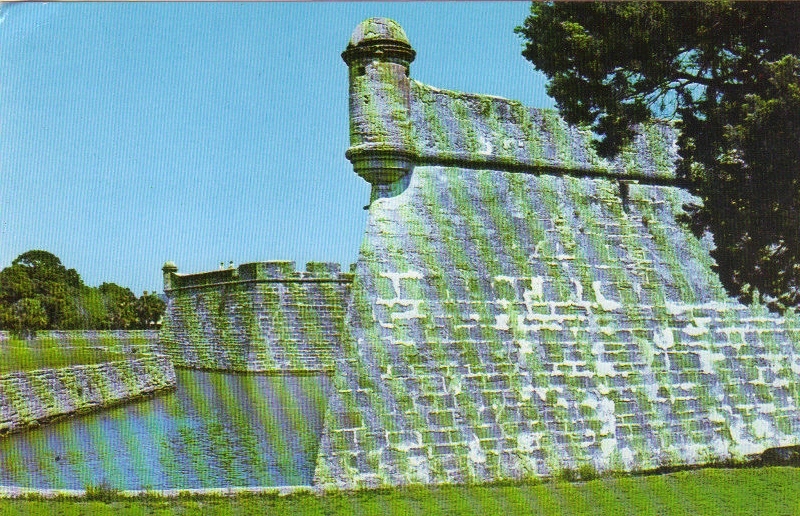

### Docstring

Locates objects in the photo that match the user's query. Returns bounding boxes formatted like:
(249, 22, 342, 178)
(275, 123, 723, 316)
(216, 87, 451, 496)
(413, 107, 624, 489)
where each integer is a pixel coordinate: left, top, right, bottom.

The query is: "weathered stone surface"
(0, 355, 176, 435)
(161, 262, 353, 372)
(409, 83, 677, 181)
(313, 165, 800, 487)
(159, 17, 800, 489)
(310, 18, 800, 488)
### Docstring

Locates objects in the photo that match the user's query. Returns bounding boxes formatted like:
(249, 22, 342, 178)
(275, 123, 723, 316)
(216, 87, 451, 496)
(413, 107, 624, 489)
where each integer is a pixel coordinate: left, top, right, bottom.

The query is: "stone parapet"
(343, 18, 678, 205)
(408, 83, 677, 182)
(164, 261, 354, 291)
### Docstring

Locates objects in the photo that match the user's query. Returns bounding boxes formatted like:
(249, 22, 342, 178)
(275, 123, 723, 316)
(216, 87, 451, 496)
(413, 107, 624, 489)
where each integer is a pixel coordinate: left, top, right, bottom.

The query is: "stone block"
(306, 262, 342, 276)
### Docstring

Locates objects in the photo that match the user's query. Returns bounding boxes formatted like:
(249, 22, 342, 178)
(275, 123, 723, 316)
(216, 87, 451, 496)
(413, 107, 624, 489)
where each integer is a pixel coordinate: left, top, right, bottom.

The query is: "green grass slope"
(1, 467, 797, 515)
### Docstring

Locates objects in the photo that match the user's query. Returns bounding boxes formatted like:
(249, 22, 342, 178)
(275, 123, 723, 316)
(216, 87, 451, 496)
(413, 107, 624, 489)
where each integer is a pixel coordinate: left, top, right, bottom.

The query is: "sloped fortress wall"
(161, 261, 352, 372)
(313, 18, 800, 488)
(0, 356, 175, 435)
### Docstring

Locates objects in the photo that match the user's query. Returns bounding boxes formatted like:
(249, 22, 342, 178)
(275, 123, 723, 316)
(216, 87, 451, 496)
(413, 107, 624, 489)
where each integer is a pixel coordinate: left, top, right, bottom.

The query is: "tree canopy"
(517, 2, 800, 311)
(0, 250, 165, 336)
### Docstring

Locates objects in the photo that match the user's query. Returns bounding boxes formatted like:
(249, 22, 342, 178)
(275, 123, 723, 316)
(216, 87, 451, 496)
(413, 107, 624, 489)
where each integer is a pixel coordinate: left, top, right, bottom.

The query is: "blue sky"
(0, 2, 554, 295)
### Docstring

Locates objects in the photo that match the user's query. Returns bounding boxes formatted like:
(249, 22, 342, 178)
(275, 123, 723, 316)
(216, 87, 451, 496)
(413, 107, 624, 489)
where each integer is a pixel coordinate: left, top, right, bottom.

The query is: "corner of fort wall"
(311, 17, 800, 488)
(160, 261, 353, 373)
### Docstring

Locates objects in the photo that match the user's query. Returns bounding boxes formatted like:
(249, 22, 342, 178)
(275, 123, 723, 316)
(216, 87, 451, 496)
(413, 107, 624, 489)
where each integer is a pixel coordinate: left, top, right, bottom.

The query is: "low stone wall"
(0, 355, 176, 435)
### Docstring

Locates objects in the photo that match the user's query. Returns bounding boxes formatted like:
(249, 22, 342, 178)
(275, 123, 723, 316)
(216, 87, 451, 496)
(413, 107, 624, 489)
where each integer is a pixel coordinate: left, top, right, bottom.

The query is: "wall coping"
(163, 261, 354, 291)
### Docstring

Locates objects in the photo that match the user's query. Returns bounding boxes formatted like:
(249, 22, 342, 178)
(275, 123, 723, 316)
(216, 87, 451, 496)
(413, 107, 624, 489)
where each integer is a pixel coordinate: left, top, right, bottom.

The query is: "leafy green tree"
(0, 264, 35, 302)
(1, 250, 83, 329)
(517, 2, 800, 310)
(99, 282, 138, 330)
(74, 285, 111, 329)
(135, 291, 166, 329)
(1, 298, 48, 339)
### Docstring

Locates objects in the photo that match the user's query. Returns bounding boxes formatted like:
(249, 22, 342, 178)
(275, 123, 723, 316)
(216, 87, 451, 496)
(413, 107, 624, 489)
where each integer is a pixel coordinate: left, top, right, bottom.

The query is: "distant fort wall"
(160, 261, 353, 373)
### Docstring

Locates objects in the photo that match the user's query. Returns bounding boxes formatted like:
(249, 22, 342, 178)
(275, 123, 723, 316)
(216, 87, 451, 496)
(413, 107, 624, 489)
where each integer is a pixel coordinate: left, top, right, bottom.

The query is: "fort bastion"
(161, 18, 800, 489)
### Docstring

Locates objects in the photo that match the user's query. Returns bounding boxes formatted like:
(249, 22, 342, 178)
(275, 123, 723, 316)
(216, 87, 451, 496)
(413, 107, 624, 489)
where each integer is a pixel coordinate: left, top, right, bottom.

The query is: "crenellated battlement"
(163, 261, 354, 291)
(159, 261, 353, 372)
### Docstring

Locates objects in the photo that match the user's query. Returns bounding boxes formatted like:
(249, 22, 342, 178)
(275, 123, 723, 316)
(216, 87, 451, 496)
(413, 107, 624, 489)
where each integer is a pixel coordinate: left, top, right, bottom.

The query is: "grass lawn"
(1, 467, 798, 515)
(0, 332, 155, 373)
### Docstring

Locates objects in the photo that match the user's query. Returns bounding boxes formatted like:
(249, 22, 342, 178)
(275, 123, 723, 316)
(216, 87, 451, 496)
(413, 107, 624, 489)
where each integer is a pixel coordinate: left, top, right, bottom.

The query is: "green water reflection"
(0, 369, 330, 490)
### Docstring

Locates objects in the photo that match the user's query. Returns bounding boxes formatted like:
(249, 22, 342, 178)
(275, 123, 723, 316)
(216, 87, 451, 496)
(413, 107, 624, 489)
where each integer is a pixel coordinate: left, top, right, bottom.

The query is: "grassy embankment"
(1, 467, 798, 515)
(0, 331, 157, 373)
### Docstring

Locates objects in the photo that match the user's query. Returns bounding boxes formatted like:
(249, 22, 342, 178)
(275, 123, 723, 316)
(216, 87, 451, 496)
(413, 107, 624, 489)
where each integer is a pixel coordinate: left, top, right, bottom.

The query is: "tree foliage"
(0, 250, 165, 335)
(517, 2, 800, 311)
(136, 292, 166, 329)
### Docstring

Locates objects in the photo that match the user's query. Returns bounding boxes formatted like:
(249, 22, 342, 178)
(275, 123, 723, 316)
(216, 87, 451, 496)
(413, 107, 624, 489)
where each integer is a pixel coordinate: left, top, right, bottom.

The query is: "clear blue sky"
(0, 2, 554, 295)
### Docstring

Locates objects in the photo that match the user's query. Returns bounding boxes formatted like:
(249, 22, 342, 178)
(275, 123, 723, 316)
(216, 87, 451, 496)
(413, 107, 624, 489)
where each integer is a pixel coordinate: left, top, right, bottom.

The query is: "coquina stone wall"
(310, 18, 800, 488)
(160, 261, 353, 372)
(0, 355, 176, 435)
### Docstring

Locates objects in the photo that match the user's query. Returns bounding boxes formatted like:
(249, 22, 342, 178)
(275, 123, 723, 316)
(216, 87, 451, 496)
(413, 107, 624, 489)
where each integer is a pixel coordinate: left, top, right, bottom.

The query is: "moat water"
(0, 369, 330, 490)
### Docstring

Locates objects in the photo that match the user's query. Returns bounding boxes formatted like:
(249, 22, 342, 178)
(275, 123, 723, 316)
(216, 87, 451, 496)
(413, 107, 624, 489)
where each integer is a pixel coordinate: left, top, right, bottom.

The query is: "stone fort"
(160, 18, 800, 488)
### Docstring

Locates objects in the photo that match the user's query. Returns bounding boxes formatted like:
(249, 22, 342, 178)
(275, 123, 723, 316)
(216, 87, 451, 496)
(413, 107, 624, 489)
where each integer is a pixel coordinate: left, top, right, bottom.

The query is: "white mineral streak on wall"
(518, 384, 534, 401)
(517, 339, 534, 356)
(571, 278, 583, 302)
(595, 359, 617, 377)
(380, 271, 424, 297)
(600, 437, 617, 460)
(448, 375, 462, 396)
(527, 276, 545, 302)
(468, 433, 487, 463)
(665, 301, 742, 315)
(590, 340, 615, 378)
(728, 418, 762, 456)
(683, 317, 711, 336)
(409, 458, 430, 483)
(517, 432, 537, 452)
(377, 271, 426, 320)
(597, 397, 617, 438)
(378, 299, 425, 320)
(592, 281, 622, 312)
(478, 135, 493, 156)
(696, 349, 726, 374)
(654, 328, 675, 350)
(492, 314, 510, 331)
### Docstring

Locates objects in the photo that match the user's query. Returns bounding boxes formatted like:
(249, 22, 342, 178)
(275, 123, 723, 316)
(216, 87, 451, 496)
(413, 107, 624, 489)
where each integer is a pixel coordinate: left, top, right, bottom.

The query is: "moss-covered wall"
(311, 18, 800, 488)
(0, 355, 175, 435)
(313, 166, 800, 488)
(161, 262, 353, 373)
(409, 83, 677, 181)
